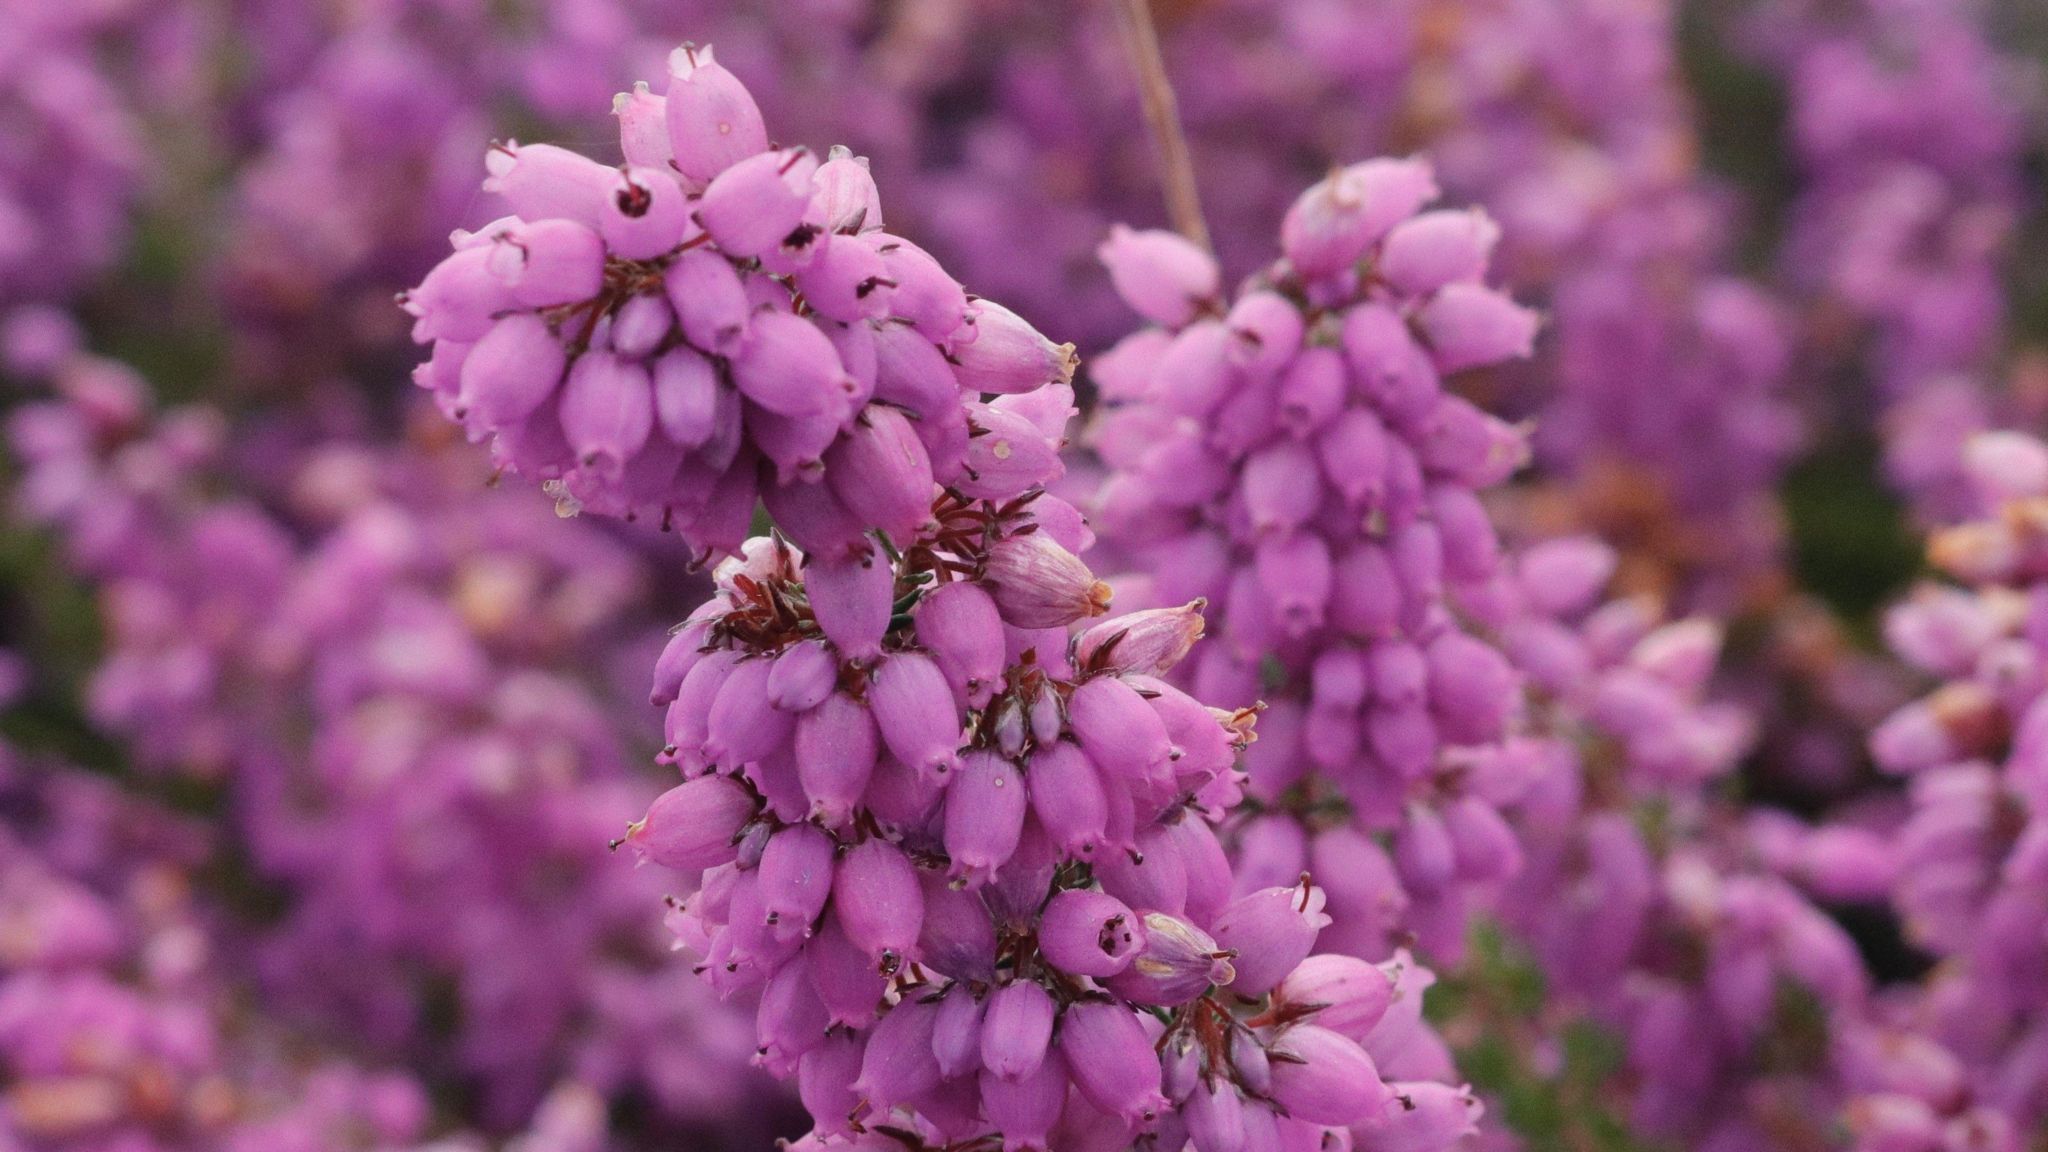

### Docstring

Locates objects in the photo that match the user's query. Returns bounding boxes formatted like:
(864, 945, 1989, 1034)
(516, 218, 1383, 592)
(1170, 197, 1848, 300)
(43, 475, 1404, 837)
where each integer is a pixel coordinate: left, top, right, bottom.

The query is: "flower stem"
(1113, 0, 1211, 252)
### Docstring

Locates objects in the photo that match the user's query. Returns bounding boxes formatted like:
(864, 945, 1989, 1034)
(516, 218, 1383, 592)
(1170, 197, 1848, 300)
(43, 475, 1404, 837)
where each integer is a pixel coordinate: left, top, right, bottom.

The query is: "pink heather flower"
(1038, 889, 1144, 978)
(981, 531, 1113, 629)
(1089, 155, 1535, 963)
(403, 45, 1070, 561)
(1103, 912, 1235, 1006)
(1267, 1024, 1390, 1126)
(662, 43, 768, 184)
(1097, 225, 1220, 328)
(626, 776, 756, 871)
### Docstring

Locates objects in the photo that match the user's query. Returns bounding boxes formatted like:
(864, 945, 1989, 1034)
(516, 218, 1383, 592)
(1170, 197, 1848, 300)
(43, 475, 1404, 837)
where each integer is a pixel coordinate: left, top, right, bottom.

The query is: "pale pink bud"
(1098, 225, 1220, 328)
(599, 165, 693, 260)
(1275, 955, 1395, 1043)
(1417, 283, 1538, 373)
(1212, 883, 1330, 998)
(698, 148, 815, 259)
(953, 300, 1078, 395)
(824, 404, 935, 540)
(759, 823, 835, 940)
(1026, 741, 1110, 858)
(767, 640, 838, 711)
(1289, 156, 1438, 273)
(484, 141, 613, 226)
(652, 346, 725, 449)
(626, 775, 756, 870)
(796, 691, 877, 828)
(914, 581, 1007, 709)
(560, 351, 653, 471)
(730, 310, 856, 418)
(933, 987, 984, 1079)
(982, 533, 1111, 629)
(981, 979, 1057, 1081)
(704, 656, 796, 766)
(851, 994, 942, 1109)
(612, 83, 671, 170)
(813, 146, 883, 234)
(793, 235, 894, 323)
(1377, 208, 1500, 294)
(1060, 1001, 1167, 1125)
(665, 250, 750, 356)
(870, 235, 970, 340)
(835, 838, 923, 969)
(663, 43, 768, 183)
(457, 313, 565, 427)
(488, 219, 605, 307)
(1072, 676, 1175, 783)
(1266, 1025, 1389, 1126)
(1075, 602, 1207, 677)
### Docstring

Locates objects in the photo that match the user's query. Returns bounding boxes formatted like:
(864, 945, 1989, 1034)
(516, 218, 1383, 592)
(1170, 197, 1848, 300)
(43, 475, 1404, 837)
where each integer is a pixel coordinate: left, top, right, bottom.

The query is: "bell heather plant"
(417, 44, 1480, 1150)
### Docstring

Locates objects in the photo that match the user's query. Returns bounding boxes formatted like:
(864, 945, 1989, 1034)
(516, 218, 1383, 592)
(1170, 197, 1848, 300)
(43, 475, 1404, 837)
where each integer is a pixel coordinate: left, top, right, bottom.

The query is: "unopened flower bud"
(1076, 602, 1207, 677)
(627, 776, 757, 870)
(982, 533, 1111, 629)
(663, 43, 767, 183)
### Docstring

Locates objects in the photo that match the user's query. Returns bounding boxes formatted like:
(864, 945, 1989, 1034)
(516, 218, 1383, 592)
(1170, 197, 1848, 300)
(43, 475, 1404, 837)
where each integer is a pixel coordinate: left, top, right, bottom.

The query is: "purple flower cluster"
(631, 529, 1474, 1150)
(860, 0, 1804, 603)
(1088, 162, 1535, 959)
(0, 6, 146, 310)
(1459, 532, 2027, 1150)
(7, 341, 790, 1142)
(10, 3, 2048, 1151)
(0, 739, 626, 1152)
(220, 0, 904, 389)
(403, 42, 1076, 562)
(424, 58, 1485, 1146)
(1858, 429, 2048, 1127)
(1749, 0, 2034, 517)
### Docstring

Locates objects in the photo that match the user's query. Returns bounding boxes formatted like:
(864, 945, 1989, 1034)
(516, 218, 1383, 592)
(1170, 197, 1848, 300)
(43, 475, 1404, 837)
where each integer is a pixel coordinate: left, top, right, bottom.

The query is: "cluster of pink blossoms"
(1443, 531, 2018, 1151)
(413, 47, 1483, 1151)
(6, 330, 794, 1144)
(1856, 429, 2048, 1129)
(403, 41, 1077, 563)
(635, 537, 1469, 1151)
(1087, 161, 1536, 960)
(0, 729, 621, 1152)
(1747, 0, 2035, 518)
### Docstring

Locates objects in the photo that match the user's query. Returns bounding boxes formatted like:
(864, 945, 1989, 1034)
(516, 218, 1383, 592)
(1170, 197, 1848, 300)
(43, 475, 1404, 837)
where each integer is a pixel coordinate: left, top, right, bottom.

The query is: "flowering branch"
(1111, 0, 1211, 253)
